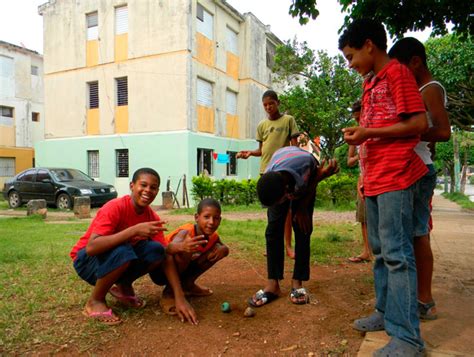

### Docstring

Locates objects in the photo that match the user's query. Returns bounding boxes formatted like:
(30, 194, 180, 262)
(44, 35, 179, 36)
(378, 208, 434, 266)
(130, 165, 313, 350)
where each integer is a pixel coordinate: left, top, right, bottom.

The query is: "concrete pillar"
(74, 197, 91, 219)
(27, 199, 47, 218)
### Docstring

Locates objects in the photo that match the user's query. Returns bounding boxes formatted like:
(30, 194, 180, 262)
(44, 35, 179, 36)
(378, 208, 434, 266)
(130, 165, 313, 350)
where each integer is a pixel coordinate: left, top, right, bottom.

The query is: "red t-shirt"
(164, 222, 219, 254)
(70, 195, 166, 260)
(360, 60, 428, 196)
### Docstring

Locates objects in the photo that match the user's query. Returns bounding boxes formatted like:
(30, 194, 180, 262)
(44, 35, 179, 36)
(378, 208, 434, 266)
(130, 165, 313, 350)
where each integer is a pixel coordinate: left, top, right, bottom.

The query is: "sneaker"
(418, 300, 437, 320)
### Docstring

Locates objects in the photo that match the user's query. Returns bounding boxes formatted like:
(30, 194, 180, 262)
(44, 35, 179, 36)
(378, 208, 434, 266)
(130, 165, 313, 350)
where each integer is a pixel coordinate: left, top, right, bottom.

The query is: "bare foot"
(286, 246, 295, 259)
(184, 283, 213, 297)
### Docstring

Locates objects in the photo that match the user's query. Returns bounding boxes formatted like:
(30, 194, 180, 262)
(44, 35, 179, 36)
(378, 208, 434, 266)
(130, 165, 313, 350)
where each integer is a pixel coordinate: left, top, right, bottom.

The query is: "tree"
(289, 0, 474, 37)
(425, 34, 474, 132)
(273, 40, 362, 157)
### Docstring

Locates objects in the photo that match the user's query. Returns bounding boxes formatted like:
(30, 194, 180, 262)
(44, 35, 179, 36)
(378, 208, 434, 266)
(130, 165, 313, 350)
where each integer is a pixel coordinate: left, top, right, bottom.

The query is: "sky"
(0, 0, 431, 56)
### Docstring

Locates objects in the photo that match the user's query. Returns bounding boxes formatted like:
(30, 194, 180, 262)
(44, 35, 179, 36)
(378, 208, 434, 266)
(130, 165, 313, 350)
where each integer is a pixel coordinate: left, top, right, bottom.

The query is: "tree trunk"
(453, 133, 461, 192)
(460, 149, 468, 194)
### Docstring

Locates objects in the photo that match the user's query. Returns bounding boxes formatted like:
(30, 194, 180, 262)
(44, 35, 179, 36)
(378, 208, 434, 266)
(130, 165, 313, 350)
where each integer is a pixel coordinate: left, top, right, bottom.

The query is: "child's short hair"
(132, 168, 160, 184)
(262, 90, 279, 102)
(352, 100, 362, 113)
(388, 37, 427, 67)
(338, 19, 387, 51)
(257, 172, 285, 207)
(197, 198, 221, 214)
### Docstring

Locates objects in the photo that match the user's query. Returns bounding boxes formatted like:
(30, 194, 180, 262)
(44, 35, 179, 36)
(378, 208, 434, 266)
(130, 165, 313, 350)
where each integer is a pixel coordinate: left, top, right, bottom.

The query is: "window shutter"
(116, 77, 128, 106)
(88, 81, 99, 109)
(197, 78, 212, 107)
(115, 6, 128, 35)
(86, 12, 98, 40)
(226, 90, 237, 115)
(0, 157, 15, 177)
(226, 28, 238, 55)
(196, 6, 213, 40)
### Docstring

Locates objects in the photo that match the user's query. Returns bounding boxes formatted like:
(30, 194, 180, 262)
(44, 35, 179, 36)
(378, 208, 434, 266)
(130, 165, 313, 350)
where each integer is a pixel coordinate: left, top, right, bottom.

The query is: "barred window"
(87, 150, 99, 178)
(116, 149, 129, 177)
(86, 12, 98, 40)
(88, 81, 99, 109)
(116, 77, 128, 106)
(0, 106, 13, 117)
(226, 151, 237, 176)
(31, 65, 39, 76)
(197, 148, 213, 176)
(0, 157, 15, 177)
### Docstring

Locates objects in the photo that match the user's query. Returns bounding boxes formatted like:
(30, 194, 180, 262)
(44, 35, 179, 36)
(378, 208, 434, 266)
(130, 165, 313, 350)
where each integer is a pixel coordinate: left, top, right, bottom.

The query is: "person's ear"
(194, 213, 199, 222)
(129, 181, 134, 191)
(364, 39, 374, 53)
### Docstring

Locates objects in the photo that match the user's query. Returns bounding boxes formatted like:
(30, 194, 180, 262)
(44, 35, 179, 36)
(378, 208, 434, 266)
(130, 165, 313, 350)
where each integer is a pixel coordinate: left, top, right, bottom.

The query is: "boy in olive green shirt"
(237, 90, 299, 173)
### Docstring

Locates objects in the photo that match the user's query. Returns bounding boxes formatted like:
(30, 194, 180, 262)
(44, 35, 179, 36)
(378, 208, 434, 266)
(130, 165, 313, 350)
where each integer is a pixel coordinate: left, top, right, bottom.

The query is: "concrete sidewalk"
(357, 194, 474, 356)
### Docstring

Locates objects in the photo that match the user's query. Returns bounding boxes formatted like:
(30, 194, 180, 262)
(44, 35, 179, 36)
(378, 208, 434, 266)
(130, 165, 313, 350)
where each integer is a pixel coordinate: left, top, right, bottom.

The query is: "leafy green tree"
(273, 40, 362, 157)
(425, 34, 474, 131)
(289, 0, 474, 37)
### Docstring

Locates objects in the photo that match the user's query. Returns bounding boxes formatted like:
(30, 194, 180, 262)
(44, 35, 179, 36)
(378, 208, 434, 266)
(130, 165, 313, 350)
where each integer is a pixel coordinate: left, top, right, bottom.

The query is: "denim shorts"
(73, 240, 165, 286)
(413, 164, 437, 237)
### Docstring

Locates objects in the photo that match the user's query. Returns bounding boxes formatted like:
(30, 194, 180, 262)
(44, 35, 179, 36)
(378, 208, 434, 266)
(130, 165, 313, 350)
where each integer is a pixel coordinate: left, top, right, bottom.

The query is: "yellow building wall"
(87, 108, 100, 135)
(226, 114, 239, 138)
(115, 105, 129, 133)
(86, 40, 99, 67)
(226, 52, 239, 80)
(115, 34, 128, 62)
(0, 147, 34, 173)
(0, 126, 15, 147)
(196, 33, 214, 67)
(197, 105, 214, 133)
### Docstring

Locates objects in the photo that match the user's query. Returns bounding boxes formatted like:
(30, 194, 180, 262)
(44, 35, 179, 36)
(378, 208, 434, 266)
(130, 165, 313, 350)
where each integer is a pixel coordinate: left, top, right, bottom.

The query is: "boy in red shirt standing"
(339, 20, 428, 356)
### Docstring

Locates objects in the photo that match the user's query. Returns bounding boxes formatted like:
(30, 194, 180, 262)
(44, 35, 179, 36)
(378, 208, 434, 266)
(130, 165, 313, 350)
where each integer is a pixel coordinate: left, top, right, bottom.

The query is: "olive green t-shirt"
(256, 114, 299, 173)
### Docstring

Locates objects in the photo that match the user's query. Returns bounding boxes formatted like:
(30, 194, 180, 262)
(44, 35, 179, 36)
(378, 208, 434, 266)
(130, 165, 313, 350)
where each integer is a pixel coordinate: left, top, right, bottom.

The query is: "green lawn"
(0, 215, 361, 353)
(442, 192, 474, 210)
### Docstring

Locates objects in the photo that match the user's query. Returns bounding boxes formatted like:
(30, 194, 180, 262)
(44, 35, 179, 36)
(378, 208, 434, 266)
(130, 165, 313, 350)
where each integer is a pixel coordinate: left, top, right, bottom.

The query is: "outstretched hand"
(175, 297, 199, 325)
(316, 158, 339, 181)
(129, 221, 167, 244)
(342, 126, 368, 145)
(236, 151, 251, 159)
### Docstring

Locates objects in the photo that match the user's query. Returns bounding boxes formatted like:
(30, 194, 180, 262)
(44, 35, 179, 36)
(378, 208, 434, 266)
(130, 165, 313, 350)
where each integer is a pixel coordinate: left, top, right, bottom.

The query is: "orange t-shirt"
(164, 222, 219, 253)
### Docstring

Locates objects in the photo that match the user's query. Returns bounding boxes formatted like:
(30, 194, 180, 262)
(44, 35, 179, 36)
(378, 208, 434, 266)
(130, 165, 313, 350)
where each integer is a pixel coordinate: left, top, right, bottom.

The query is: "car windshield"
(50, 169, 93, 182)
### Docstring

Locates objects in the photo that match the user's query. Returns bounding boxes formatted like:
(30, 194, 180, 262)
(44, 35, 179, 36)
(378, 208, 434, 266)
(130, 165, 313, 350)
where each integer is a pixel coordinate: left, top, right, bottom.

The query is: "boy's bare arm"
(347, 145, 359, 167)
(343, 112, 428, 145)
(86, 221, 166, 256)
(237, 142, 262, 159)
(420, 85, 451, 142)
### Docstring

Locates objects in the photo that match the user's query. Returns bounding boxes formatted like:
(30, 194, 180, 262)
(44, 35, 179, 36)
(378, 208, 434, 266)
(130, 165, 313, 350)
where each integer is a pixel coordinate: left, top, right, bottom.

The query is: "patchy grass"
(442, 192, 474, 210)
(0, 216, 360, 353)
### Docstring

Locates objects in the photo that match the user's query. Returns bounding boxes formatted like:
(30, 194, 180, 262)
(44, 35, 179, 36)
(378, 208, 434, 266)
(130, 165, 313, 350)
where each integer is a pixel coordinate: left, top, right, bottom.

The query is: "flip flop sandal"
(82, 308, 122, 326)
(353, 310, 385, 332)
(289, 287, 310, 305)
(248, 289, 279, 307)
(418, 300, 437, 320)
(109, 286, 146, 309)
(374, 337, 426, 357)
(348, 256, 371, 263)
(159, 295, 177, 316)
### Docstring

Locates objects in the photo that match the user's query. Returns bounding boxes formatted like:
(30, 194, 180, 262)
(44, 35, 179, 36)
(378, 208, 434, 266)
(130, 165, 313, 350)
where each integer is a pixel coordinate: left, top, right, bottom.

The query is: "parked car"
(2, 167, 117, 209)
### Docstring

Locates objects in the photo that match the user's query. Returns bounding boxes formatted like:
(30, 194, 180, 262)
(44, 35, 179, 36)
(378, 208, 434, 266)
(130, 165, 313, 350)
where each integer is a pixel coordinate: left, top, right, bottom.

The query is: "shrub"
(316, 173, 358, 207)
(191, 176, 258, 205)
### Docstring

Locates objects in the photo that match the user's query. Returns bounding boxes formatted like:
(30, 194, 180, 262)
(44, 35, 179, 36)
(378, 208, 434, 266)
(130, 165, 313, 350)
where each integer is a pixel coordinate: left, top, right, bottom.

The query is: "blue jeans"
(366, 185, 424, 349)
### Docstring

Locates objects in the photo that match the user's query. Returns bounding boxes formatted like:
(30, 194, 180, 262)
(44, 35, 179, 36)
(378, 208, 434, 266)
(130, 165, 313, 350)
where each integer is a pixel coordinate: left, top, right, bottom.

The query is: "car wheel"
(8, 190, 22, 208)
(56, 193, 72, 210)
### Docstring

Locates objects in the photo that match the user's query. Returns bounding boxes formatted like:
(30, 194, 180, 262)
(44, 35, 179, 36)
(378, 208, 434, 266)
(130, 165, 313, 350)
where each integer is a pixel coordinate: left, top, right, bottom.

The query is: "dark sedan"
(2, 167, 117, 209)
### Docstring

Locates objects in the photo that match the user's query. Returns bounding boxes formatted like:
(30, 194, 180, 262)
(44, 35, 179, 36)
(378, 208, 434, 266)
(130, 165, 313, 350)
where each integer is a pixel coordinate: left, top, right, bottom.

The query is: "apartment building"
(0, 41, 44, 188)
(37, 0, 282, 200)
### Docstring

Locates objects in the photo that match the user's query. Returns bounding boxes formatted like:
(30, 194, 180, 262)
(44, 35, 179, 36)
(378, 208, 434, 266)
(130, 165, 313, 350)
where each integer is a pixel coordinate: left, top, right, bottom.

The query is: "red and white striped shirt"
(360, 60, 428, 196)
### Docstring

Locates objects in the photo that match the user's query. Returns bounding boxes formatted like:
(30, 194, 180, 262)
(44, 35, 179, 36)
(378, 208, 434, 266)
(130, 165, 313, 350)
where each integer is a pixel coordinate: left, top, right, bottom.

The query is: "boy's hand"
(236, 151, 251, 159)
(343, 126, 368, 145)
(316, 159, 339, 181)
(175, 296, 199, 325)
(130, 221, 167, 242)
(180, 233, 208, 254)
(207, 243, 229, 262)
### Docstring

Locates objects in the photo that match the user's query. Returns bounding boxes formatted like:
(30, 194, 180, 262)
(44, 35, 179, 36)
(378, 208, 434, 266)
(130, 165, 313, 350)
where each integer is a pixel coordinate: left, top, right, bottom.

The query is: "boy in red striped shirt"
(339, 19, 428, 357)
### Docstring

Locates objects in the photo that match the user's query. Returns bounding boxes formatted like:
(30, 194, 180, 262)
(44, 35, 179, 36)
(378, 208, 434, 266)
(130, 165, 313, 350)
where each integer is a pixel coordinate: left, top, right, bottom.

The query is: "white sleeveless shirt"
(414, 81, 448, 164)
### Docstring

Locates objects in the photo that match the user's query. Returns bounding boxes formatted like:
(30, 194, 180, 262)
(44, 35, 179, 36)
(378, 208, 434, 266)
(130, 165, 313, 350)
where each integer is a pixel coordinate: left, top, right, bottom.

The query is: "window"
(197, 78, 212, 107)
(116, 77, 128, 106)
(86, 12, 98, 40)
(0, 106, 13, 118)
(36, 169, 51, 182)
(115, 6, 128, 34)
(266, 40, 276, 69)
(226, 27, 238, 55)
(226, 151, 237, 176)
(31, 65, 39, 76)
(0, 157, 15, 177)
(17, 169, 35, 182)
(196, 3, 213, 40)
(32, 112, 40, 122)
(116, 149, 129, 177)
(0, 55, 14, 78)
(88, 81, 99, 109)
(197, 148, 213, 176)
(226, 90, 237, 115)
(87, 150, 99, 178)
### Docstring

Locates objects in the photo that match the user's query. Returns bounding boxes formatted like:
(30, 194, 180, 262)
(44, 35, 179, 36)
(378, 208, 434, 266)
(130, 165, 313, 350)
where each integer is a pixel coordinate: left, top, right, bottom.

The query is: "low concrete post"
(74, 197, 91, 219)
(27, 199, 47, 218)
(162, 191, 174, 209)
